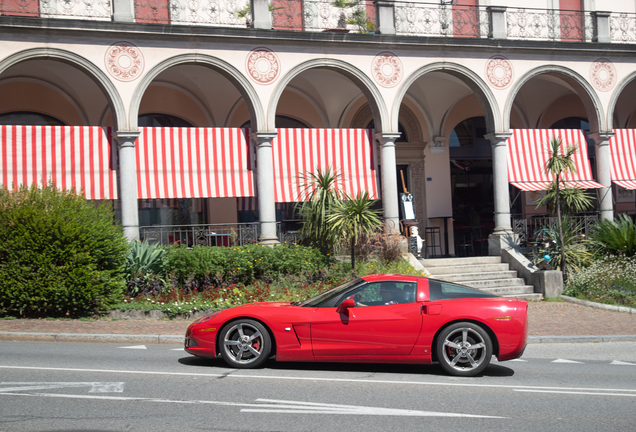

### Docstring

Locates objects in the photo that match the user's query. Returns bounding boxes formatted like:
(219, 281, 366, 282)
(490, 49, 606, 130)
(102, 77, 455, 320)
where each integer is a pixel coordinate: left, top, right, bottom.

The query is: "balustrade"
(1, 1, 627, 45)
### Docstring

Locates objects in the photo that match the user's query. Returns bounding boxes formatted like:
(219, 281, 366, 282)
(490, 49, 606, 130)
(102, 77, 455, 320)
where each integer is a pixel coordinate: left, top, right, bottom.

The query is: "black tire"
(218, 319, 271, 369)
(436, 322, 493, 377)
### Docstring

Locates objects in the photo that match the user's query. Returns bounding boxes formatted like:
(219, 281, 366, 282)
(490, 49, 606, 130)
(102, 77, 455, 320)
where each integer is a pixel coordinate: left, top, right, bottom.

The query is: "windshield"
(295, 278, 364, 307)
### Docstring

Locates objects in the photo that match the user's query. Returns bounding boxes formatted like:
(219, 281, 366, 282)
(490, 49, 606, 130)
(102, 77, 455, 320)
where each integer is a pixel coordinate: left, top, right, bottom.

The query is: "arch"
(504, 65, 605, 133)
(608, 71, 636, 130)
(0, 48, 126, 131)
(395, 62, 501, 135)
(269, 59, 389, 133)
(130, 54, 264, 131)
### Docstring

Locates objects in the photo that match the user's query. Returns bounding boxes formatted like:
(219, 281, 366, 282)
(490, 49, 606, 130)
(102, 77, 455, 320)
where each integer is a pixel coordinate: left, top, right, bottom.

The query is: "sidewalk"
(0, 301, 635, 344)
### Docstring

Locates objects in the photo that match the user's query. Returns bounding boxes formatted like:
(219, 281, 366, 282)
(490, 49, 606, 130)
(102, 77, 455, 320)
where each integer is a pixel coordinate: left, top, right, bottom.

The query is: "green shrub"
(565, 255, 636, 308)
(0, 184, 128, 317)
(162, 243, 326, 289)
(589, 214, 636, 257)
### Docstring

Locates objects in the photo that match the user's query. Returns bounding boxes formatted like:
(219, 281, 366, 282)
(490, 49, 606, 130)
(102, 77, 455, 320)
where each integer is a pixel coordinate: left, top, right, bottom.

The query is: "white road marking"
(509, 359, 528, 362)
(514, 389, 636, 397)
(119, 345, 147, 350)
(1, 365, 635, 394)
(611, 360, 636, 366)
(552, 359, 584, 364)
(171, 348, 185, 351)
(0, 382, 124, 393)
(0, 392, 504, 418)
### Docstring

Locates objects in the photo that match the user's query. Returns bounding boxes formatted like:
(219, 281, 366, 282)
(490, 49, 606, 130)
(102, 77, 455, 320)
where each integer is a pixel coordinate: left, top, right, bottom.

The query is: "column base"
(488, 230, 519, 256)
(258, 236, 280, 246)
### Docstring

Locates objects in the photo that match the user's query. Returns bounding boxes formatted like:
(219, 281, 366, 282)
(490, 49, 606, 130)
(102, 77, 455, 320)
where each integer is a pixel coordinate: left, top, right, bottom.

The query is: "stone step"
(427, 263, 510, 275)
(419, 256, 502, 267)
(435, 271, 518, 282)
(460, 278, 526, 289)
(476, 285, 536, 296)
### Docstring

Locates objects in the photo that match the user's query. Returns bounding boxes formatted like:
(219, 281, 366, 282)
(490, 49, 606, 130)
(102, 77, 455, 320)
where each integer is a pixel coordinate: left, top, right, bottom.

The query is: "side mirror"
(336, 298, 355, 314)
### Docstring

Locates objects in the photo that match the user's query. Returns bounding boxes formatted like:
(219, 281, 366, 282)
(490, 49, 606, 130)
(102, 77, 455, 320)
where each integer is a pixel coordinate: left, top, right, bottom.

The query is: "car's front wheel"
(436, 322, 493, 377)
(219, 319, 271, 368)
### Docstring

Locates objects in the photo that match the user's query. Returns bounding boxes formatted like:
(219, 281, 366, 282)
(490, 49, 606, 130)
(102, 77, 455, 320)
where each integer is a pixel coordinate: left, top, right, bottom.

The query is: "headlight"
(194, 311, 222, 324)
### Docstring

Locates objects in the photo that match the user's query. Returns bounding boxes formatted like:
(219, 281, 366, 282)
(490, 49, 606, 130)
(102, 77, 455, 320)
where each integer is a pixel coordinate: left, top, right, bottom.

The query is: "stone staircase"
(419, 256, 543, 300)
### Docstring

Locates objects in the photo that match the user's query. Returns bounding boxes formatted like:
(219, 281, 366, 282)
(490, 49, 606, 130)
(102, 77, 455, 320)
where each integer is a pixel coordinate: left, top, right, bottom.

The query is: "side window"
(428, 280, 496, 300)
(337, 281, 417, 307)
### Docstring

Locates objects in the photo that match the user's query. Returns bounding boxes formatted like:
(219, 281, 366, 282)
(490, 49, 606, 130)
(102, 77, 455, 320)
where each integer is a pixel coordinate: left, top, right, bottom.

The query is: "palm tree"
(326, 191, 382, 270)
(295, 168, 345, 254)
(542, 137, 579, 278)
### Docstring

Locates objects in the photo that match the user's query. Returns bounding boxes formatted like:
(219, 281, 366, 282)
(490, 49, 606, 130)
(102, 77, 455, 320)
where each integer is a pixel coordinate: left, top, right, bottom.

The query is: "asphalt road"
(1, 340, 635, 432)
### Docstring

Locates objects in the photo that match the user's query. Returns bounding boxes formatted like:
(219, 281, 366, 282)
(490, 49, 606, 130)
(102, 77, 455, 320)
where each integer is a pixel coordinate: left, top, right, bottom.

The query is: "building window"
(0, 111, 65, 126)
(138, 113, 193, 127)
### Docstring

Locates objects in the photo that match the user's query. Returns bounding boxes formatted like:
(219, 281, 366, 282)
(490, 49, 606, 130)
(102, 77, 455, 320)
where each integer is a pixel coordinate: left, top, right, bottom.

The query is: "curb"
(560, 295, 636, 314)
(528, 335, 636, 343)
(2, 331, 636, 344)
(0, 332, 183, 344)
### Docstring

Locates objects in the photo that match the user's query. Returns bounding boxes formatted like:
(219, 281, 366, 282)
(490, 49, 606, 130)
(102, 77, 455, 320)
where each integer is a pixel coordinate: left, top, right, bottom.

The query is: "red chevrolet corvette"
(185, 274, 528, 376)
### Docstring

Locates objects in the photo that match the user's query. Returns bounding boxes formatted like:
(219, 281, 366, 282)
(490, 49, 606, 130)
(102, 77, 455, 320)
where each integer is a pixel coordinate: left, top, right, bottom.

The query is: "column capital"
(115, 131, 140, 147)
(250, 131, 278, 146)
(485, 132, 512, 146)
(374, 132, 401, 146)
(588, 131, 615, 144)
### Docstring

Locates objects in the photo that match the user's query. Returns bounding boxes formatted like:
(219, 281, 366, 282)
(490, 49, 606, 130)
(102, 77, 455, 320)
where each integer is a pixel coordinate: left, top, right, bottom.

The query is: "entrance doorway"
(449, 117, 493, 256)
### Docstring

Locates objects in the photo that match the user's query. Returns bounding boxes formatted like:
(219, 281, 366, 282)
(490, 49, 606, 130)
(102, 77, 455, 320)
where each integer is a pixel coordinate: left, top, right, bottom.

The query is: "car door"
(310, 281, 423, 357)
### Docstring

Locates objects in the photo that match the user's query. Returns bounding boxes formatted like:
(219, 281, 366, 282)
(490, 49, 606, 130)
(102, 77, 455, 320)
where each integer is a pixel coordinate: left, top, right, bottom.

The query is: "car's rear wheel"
(219, 319, 271, 369)
(436, 322, 493, 377)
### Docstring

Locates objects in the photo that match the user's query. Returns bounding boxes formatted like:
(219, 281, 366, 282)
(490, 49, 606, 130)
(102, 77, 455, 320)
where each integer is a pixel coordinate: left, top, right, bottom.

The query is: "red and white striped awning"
(272, 128, 379, 202)
(136, 127, 255, 199)
(507, 129, 604, 191)
(609, 130, 636, 190)
(0, 125, 117, 199)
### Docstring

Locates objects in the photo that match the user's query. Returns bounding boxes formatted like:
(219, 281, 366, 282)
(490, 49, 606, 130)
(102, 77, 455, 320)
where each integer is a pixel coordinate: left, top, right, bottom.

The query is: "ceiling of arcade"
(0, 59, 110, 126)
(4, 58, 636, 138)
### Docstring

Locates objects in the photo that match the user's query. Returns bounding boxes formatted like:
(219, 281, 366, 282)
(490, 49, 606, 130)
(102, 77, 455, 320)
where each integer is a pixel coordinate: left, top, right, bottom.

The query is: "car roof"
(360, 274, 419, 283)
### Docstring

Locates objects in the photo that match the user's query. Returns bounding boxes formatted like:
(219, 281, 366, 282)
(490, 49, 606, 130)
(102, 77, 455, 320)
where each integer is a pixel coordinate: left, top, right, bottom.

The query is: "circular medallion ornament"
(372, 52, 403, 88)
(485, 56, 513, 89)
(590, 59, 617, 92)
(246, 47, 280, 85)
(104, 42, 144, 82)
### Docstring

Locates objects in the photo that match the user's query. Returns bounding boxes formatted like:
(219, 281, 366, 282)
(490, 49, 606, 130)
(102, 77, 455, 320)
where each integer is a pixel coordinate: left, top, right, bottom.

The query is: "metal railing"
(394, 1, 488, 38)
(139, 222, 302, 247)
(506, 7, 593, 42)
(610, 12, 636, 43)
(512, 213, 599, 245)
(0, 0, 112, 21)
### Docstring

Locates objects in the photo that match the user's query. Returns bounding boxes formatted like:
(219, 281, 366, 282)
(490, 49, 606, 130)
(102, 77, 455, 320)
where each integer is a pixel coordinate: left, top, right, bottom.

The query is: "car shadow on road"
(178, 356, 514, 377)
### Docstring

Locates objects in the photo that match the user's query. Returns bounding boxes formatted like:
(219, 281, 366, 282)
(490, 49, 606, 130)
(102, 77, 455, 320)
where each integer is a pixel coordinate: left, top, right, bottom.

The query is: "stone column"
(376, 1, 396, 35)
(589, 132, 614, 221)
(251, 0, 272, 29)
(112, 0, 136, 23)
(485, 133, 514, 255)
(488, 6, 507, 39)
(592, 11, 611, 43)
(252, 132, 280, 245)
(376, 132, 401, 234)
(115, 132, 140, 242)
